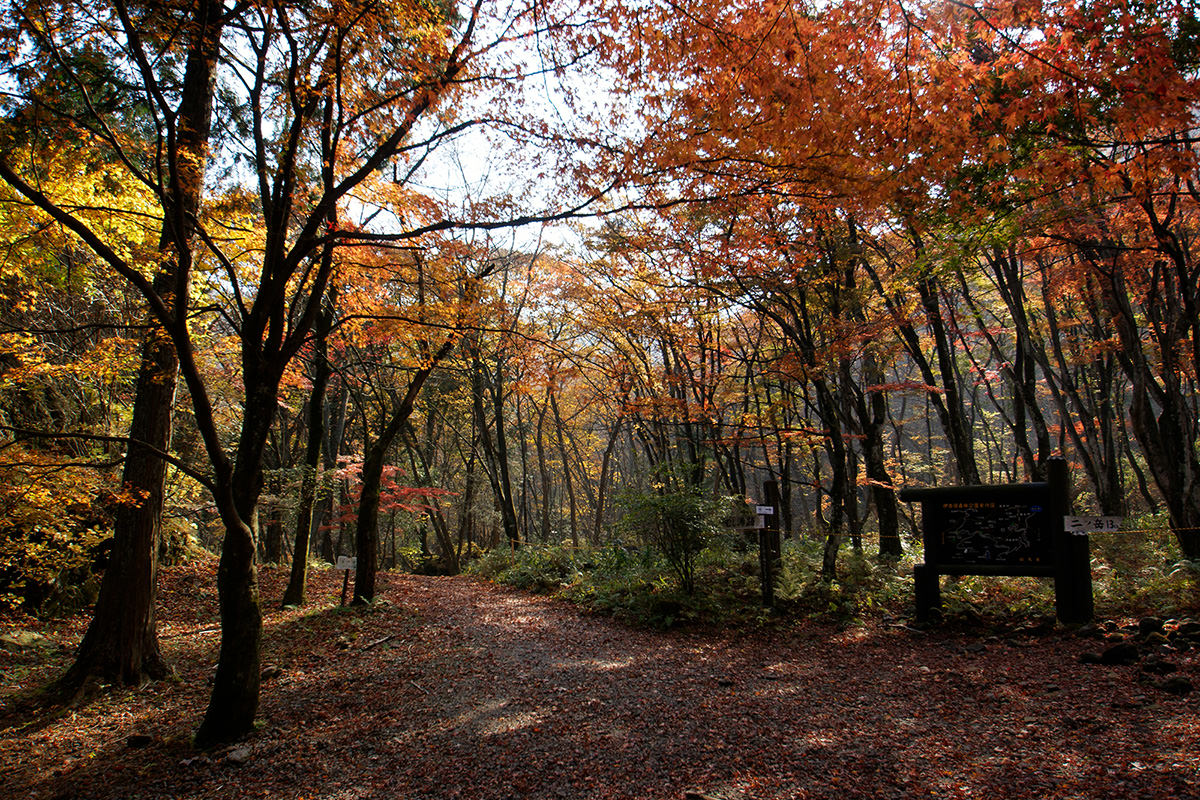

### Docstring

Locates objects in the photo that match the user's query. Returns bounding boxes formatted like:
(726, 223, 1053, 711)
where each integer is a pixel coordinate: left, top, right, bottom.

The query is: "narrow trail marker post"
(336, 556, 357, 606)
(758, 480, 782, 609)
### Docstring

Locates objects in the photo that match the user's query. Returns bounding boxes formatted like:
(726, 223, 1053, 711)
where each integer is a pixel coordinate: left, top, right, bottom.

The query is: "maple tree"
(333, 238, 484, 602)
(583, 0, 1200, 555)
(991, 1, 1200, 556)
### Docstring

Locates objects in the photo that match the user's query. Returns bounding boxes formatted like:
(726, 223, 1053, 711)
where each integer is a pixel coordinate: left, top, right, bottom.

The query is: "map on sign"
(934, 501, 1050, 566)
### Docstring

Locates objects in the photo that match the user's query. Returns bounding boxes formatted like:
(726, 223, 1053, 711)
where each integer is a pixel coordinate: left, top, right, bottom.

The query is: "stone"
(1099, 642, 1140, 666)
(0, 631, 53, 652)
(1140, 657, 1178, 676)
(1157, 676, 1194, 696)
(226, 747, 252, 765)
(1138, 617, 1165, 636)
(1177, 621, 1200, 639)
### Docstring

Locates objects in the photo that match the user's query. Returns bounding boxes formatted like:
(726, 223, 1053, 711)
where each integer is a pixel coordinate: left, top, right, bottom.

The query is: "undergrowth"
(468, 518, 1200, 630)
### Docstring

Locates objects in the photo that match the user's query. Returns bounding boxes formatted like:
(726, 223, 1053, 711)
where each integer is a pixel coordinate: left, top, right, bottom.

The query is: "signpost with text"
(336, 556, 357, 606)
(758, 480, 782, 609)
(899, 458, 1093, 625)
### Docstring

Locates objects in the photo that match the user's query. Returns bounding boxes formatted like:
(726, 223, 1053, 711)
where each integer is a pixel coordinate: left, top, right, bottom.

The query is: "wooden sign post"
(335, 556, 357, 606)
(758, 480, 782, 609)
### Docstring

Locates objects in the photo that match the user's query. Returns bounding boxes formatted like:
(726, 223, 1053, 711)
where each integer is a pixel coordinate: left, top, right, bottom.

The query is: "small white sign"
(755, 505, 775, 516)
(335, 556, 357, 571)
(1063, 516, 1123, 533)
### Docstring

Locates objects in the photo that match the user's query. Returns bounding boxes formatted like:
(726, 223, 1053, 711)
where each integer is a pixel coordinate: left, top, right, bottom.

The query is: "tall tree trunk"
(352, 423, 391, 604)
(354, 353, 450, 603)
(197, 508, 261, 747)
(401, 419, 457, 569)
(862, 260, 981, 486)
(474, 349, 518, 548)
(593, 418, 622, 543)
(1096, 239, 1200, 556)
(515, 391, 531, 539)
(55, 0, 223, 695)
(195, 377, 280, 747)
(857, 356, 902, 559)
(814, 380, 848, 580)
(915, 277, 981, 485)
(489, 357, 520, 547)
(282, 287, 334, 606)
(1035, 263, 1126, 514)
(55, 317, 177, 692)
(549, 391, 579, 547)
(535, 396, 553, 543)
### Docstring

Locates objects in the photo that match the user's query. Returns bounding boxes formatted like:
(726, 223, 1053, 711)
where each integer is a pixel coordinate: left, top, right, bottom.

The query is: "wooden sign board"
(900, 484, 1054, 571)
(335, 556, 357, 571)
(899, 459, 1093, 625)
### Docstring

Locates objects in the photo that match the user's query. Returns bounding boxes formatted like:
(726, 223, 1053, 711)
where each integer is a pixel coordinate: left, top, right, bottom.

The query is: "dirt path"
(3, 569, 1200, 799)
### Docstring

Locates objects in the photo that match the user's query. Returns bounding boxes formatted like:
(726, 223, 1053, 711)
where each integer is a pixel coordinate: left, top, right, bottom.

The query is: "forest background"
(1, 0, 1199, 745)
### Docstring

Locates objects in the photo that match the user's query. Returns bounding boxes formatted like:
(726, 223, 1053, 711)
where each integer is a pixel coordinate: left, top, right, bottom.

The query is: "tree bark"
(593, 418, 622, 543)
(474, 348, 519, 548)
(55, 0, 223, 695)
(55, 320, 176, 691)
(915, 277, 981, 485)
(354, 353, 450, 604)
(194, 377, 279, 747)
(856, 356, 901, 559)
(549, 390, 579, 548)
(282, 287, 334, 607)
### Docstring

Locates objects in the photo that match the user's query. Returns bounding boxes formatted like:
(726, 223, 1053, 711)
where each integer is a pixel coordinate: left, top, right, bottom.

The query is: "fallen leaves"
(1, 565, 1199, 799)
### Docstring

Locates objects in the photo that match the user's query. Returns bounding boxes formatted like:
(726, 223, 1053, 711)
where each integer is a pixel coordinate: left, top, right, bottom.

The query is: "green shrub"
(467, 544, 582, 593)
(614, 465, 736, 594)
(464, 547, 514, 580)
(1089, 512, 1199, 617)
(773, 539, 914, 624)
(472, 511, 1200, 630)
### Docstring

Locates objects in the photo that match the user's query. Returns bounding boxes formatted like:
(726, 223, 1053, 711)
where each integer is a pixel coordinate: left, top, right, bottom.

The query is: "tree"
(342, 244, 475, 603)
(4, 0, 615, 745)
(1, 0, 228, 692)
(281, 285, 336, 607)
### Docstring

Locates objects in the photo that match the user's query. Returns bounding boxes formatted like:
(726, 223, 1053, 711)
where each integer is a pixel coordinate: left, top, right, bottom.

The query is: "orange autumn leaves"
(590, 0, 1199, 231)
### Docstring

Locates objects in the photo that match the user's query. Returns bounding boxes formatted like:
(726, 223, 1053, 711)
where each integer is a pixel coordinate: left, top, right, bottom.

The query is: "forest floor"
(1, 560, 1199, 800)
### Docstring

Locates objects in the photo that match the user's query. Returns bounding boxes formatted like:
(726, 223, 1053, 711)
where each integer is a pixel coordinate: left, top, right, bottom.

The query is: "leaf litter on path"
(2, 565, 1198, 799)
